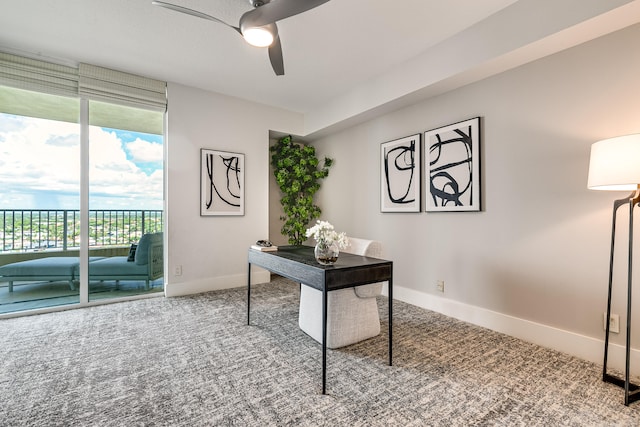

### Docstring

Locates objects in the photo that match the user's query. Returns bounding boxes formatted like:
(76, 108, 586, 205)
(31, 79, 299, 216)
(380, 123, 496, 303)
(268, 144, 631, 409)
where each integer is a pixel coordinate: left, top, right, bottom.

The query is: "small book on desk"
(251, 244, 278, 252)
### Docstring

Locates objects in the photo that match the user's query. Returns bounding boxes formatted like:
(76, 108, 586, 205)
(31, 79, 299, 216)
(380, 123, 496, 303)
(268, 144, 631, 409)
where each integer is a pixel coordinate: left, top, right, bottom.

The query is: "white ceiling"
(1, 0, 640, 137)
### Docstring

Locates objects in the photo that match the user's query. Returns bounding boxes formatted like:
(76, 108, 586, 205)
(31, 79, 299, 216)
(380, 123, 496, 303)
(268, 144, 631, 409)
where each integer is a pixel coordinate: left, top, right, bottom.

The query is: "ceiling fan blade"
(242, 0, 330, 28)
(268, 35, 285, 76)
(151, 1, 240, 33)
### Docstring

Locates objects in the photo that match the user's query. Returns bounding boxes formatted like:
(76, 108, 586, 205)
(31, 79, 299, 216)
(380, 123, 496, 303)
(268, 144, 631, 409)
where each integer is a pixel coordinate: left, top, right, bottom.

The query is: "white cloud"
(126, 138, 163, 164)
(0, 114, 163, 209)
(0, 116, 80, 195)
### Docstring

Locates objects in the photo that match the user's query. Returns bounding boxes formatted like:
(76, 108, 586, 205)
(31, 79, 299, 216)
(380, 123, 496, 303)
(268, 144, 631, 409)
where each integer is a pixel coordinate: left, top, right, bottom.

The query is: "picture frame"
(200, 148, 245, 216)
(424, 117, 481, 212)
(380, 134, 421, 212)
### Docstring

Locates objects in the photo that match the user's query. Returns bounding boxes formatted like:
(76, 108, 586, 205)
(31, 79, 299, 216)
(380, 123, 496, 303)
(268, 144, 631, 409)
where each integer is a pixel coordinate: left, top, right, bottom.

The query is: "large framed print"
(380, 134, 421, 212)
(425, 117, 481, 212)
(200, 149, 245, 216)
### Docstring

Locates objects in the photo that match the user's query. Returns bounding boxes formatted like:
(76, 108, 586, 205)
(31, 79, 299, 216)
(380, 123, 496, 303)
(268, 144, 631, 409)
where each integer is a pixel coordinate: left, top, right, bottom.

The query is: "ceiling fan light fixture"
(243, 27, 274, 47)
(153, 0, 332, 75)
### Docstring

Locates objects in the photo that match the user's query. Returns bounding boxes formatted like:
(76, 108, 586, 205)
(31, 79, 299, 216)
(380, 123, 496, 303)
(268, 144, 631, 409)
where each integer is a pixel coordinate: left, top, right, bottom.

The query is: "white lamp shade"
(588, 134, 640, 191)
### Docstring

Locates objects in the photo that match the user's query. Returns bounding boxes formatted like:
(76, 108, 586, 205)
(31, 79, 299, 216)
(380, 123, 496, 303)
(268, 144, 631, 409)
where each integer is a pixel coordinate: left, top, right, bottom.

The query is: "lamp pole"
(603, 188, 640, 406)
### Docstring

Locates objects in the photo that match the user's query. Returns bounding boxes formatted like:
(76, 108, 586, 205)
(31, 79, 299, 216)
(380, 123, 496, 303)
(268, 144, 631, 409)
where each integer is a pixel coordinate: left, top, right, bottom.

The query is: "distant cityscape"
(0, 209, 163, 253)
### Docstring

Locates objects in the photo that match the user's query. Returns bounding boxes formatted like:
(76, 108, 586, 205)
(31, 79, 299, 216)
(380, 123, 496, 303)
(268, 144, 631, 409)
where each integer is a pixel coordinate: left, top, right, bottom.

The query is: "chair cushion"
(0, 256, 105, 277)
(89, 256, 148, 276)
(134, 232, 162, 265)
(298, 237, 386, 348)
(0, 257, 80, 276)
(299, 285, 381, 349)
(343, 237, 384, 298)
(344, 238, 382, 259)
(354, 283, 383, 298)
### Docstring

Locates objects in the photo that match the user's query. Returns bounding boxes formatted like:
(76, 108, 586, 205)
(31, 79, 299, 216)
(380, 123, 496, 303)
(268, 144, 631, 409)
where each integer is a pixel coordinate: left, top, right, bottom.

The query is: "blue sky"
(110, 128, 163, 176)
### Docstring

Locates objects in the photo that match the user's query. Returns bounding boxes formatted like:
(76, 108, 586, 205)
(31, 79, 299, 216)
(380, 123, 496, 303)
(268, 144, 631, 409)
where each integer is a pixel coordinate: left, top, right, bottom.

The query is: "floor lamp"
(588, 134, 640, 406)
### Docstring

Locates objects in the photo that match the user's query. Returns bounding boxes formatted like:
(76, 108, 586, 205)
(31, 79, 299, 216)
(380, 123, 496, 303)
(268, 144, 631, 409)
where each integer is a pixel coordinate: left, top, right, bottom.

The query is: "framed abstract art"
(200, 148, 245, 216)
(380, 134, 421, 212)
(424, 117, 481, 212)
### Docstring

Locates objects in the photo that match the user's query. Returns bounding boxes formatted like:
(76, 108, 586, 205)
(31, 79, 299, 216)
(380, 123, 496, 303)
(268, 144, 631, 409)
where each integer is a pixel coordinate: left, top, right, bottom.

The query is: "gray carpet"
(1, 276, 639, 426)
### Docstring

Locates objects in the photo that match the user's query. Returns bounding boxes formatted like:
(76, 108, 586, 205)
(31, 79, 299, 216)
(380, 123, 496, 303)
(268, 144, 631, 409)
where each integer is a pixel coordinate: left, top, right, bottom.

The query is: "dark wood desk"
(247, 245, 393, 394)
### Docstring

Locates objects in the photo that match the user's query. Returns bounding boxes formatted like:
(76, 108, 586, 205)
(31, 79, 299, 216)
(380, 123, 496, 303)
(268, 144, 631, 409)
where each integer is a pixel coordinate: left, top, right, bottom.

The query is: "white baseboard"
(389, 284, 640, 377)
(164, 269, 270, 297)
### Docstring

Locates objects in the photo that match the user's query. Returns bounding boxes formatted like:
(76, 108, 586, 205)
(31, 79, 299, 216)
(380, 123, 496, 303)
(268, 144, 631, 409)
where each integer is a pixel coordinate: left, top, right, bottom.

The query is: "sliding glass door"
(87, 100, 164, 301)
(0, 86, 82, 313)
(0, 86, 165, 314)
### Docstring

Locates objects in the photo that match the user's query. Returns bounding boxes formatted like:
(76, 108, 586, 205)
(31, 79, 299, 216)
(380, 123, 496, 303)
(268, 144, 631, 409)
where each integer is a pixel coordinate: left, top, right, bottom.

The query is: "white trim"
(164, 269, 271, 297)
(389, 285, 640, 376)
(79, 98, 89, 304)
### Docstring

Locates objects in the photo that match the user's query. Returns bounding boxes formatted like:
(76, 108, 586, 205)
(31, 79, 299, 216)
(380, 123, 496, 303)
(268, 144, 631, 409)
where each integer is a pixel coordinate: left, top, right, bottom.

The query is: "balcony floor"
(0, 278, 163, 314)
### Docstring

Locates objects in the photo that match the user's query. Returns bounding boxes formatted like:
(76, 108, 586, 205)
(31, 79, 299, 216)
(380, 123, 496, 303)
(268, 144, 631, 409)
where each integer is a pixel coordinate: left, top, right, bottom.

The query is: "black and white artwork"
(200, 149, 244, 216)
(425, 117, 481, 212)
(380, 134, 421, 212)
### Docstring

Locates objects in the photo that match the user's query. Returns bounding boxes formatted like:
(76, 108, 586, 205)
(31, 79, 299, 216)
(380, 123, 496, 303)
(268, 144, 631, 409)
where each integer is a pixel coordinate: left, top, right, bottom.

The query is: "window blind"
(0, 52, 78, 98)
(0, 51, 167, 115)
(79, 63, 167, 112)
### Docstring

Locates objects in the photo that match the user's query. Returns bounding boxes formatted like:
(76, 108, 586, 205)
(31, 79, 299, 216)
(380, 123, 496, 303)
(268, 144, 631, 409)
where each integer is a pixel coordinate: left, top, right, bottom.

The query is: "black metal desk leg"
(247, 263, 251, 325)
(322, 287, 327, 395)
(389, 276, 393, 366)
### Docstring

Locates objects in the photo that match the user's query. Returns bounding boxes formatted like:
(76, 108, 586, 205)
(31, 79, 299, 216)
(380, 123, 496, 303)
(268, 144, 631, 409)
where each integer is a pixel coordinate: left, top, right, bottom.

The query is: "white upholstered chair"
(298, 238, 385, 349)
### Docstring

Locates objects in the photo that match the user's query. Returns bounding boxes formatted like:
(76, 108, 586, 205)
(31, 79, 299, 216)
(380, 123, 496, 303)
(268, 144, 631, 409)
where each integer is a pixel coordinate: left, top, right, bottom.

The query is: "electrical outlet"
(603, 312, 620, 334)
(174, 265, 182, 276)
(436, 280, 445, 293)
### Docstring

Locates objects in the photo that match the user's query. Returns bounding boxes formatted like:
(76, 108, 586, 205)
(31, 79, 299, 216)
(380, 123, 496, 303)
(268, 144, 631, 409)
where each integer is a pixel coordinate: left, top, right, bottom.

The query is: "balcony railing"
(0, 209, 163, 253)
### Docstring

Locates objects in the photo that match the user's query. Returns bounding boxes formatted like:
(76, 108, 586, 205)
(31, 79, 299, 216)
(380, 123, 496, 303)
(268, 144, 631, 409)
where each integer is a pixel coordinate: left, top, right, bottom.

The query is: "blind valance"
(79, 63, 167, 112)
(0, 52, 78, 98)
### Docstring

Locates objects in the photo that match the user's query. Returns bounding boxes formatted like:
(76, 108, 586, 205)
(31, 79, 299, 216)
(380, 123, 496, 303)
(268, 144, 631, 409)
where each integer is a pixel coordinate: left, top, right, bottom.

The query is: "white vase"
(314, 241, 339, 265)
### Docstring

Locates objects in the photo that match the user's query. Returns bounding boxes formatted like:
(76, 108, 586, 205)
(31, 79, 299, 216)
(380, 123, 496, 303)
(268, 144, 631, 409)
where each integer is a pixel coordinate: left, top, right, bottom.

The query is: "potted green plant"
(270, 135, 333, 245)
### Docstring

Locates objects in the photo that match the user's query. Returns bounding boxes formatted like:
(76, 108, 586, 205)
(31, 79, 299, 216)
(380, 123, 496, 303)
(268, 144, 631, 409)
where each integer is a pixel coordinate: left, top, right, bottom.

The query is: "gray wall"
(307, 23, 640, 372)
(165, 83, 303, 295)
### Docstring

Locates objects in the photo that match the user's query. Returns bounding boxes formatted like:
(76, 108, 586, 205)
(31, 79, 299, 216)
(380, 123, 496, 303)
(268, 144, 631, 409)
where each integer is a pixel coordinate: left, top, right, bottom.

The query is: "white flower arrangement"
(305, 220, 349, 249)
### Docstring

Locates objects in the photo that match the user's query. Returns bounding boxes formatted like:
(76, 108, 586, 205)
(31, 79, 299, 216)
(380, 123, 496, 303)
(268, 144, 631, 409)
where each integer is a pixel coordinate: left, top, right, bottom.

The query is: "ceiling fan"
(151, 0, 330, 76)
